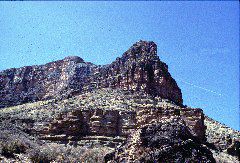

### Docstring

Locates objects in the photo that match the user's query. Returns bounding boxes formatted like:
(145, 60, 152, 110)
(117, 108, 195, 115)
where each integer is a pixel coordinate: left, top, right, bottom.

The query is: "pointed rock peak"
(122, 40, 158, 62)
(109, 41, 182, 105)
(132, 40, 157, 49)
(63, 56, 84, 63)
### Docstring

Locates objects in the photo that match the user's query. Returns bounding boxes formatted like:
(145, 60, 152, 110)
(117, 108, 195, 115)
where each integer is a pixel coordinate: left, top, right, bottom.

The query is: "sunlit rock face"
(0, 40, 182, 108)
(0, 56, 94, 108)
(32, 99, 205, 143)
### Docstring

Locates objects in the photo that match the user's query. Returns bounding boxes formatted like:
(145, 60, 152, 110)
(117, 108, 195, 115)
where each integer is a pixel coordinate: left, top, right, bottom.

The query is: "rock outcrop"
(35, 106, 206, 142)
(106, 117, 215, 162)
(0, 41, 182, 108)
(205, 116, 240, 161)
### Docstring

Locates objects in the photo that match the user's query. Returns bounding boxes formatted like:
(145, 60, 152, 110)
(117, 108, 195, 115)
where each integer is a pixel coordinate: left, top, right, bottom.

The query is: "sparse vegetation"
(0, 88, 179, 124)
(0, 88, 239, 162)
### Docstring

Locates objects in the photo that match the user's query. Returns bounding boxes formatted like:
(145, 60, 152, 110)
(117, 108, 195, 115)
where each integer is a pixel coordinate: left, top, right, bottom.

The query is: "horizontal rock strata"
(34, 106, 206, 142)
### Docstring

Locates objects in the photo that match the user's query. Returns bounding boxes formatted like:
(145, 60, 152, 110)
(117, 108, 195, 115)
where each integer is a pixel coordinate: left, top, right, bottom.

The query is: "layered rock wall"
(36, 106, 206, 142)
(0, 41, 182, 108)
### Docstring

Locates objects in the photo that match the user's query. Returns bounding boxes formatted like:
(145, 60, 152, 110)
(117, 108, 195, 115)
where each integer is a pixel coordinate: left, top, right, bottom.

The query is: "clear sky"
(0, 1, 239, 130)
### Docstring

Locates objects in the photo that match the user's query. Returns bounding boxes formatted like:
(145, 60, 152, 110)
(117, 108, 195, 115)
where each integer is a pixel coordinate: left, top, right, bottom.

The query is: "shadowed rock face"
(0, 40, 182, 108)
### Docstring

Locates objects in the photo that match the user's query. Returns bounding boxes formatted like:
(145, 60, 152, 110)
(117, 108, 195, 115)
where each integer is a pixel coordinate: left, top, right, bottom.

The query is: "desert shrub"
(0, 140, 27, 158)
(28, 144, 111, 163)
(79, 147, 110, 162)
(28, 147, 58, 163)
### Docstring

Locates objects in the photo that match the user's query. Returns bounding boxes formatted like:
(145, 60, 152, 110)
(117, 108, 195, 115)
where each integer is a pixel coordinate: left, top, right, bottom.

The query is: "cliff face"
(35, 105, 205, 142)
(0, 41, 182, 108)
(0, 56, 95, 108)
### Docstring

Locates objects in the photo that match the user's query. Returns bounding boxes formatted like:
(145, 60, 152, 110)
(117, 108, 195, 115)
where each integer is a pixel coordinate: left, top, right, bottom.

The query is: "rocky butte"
(0, 41, 182, 108)
(0, 41, 239, 162)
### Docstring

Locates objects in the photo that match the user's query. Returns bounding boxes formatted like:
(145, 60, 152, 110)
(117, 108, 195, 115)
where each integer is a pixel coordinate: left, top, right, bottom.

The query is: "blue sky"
(0, 1, 239, 130)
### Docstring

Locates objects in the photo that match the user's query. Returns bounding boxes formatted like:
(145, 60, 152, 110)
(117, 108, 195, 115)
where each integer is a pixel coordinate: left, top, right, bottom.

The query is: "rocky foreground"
(0, 41, 239, 162)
